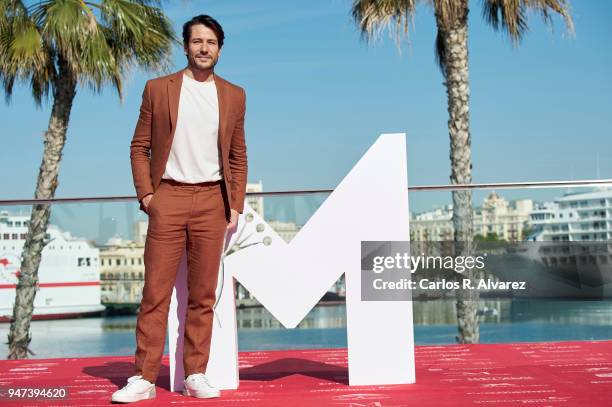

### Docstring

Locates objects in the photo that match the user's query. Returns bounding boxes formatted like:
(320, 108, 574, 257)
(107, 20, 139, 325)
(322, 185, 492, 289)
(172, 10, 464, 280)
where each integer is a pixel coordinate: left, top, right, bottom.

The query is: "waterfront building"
(410, 192, 533, 242)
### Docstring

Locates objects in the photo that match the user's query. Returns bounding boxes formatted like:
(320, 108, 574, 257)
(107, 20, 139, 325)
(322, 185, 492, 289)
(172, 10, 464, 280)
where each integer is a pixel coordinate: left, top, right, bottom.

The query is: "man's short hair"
(182, 15, 225, 47)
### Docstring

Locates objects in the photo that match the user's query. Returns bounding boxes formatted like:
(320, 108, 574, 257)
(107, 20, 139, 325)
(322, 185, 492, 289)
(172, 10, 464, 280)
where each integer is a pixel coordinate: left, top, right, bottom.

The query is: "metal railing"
(1, 179, 611, 205)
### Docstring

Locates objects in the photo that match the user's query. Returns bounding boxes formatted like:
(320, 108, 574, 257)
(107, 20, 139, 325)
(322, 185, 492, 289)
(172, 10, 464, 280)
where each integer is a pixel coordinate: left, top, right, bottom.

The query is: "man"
(112, 15, 247, 403)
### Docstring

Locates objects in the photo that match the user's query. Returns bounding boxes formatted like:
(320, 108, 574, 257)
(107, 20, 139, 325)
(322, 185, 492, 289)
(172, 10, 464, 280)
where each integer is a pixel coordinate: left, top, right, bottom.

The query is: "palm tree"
(1, 0, 176, 359)
(352, 0, 573, 343)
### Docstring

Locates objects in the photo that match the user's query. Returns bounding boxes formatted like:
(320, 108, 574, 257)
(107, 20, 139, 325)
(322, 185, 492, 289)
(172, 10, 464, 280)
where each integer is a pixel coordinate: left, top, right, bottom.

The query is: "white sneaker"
(111, 375, 156, 403)
(183, 373, 220, 398)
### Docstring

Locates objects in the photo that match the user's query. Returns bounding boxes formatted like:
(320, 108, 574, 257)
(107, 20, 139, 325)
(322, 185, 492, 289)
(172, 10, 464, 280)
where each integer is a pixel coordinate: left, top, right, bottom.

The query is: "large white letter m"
(168, 134, 415, 391)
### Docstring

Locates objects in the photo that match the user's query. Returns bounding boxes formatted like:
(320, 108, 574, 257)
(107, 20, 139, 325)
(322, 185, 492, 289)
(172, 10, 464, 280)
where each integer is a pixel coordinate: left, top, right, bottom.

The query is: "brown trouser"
(134, 179, 227, 383)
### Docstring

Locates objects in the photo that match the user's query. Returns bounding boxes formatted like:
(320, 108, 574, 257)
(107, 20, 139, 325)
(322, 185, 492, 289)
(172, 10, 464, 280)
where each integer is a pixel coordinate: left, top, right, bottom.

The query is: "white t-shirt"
(162, 74, 221, 183)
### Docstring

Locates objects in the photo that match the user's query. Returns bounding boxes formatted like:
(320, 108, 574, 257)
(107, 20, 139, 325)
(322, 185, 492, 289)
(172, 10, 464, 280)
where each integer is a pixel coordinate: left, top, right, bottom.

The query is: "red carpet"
(0, 341, 611, 406)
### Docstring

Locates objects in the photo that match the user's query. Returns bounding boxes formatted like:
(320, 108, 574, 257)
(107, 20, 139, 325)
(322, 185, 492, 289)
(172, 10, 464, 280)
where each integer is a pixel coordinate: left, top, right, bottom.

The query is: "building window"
(20, 234, 27, 239)
(116, 259, 121, 266)
(2, 234, 9, 240)
(11, 234, 18, 240)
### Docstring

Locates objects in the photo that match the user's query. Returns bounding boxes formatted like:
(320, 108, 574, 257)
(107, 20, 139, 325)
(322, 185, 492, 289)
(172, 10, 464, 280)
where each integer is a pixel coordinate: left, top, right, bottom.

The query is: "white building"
(410, 205, 453, 241)
(474, 192, 533, 241)
(410, 192, 533, 242)
(133, 220, 148, 244)
(99, 239, 145, 305)
(246, 181, 264, 217)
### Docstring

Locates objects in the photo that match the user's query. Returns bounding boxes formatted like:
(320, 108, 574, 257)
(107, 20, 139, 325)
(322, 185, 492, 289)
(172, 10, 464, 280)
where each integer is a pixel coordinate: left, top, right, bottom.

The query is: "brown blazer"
(130, 70, 248, 218)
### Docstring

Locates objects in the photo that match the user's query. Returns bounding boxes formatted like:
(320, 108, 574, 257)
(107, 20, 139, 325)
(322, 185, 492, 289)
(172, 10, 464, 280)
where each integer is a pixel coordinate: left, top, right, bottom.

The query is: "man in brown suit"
(112, 15, 247, 403)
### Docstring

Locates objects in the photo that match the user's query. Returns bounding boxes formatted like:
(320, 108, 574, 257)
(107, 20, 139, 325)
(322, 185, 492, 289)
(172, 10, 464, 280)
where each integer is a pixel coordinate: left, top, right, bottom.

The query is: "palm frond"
(351, 0, 419, 48)
(99, 0, 176, 73)
(31, 0, 102, 74)
(0, 1, 53, 104)
(0, 0, 176, 103)
(483, 0, 574, 43)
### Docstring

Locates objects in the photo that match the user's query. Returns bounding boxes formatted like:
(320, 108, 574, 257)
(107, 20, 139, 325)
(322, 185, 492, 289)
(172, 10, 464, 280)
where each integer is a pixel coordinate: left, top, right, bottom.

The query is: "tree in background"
(0, 0, 177, 358)
(351, 0, 573, 343)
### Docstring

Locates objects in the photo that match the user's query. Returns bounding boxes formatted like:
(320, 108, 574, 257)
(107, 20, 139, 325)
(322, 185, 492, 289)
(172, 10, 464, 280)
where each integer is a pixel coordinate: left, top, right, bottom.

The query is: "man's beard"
(190, 55, 217, 70)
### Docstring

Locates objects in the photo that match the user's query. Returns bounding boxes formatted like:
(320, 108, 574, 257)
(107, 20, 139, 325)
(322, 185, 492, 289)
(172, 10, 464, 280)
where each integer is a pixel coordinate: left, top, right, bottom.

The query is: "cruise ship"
(483, 189, 612, 298)
(0, 211, 105, 321)
(528, 188, 612, 242)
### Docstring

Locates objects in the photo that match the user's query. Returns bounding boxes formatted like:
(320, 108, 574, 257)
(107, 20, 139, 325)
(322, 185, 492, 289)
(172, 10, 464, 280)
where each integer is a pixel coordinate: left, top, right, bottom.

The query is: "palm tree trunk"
(438, 19, 480, 344)
(7, 59, 77, 359)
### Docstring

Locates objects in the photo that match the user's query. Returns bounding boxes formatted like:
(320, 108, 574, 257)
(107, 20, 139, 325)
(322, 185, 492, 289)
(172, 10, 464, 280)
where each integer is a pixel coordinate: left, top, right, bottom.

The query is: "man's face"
(184, 24, 221, 71)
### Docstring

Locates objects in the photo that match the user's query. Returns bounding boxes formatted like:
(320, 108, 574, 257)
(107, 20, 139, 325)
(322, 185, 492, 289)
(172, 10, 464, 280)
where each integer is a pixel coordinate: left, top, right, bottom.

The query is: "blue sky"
(1, 0, 611, 215)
